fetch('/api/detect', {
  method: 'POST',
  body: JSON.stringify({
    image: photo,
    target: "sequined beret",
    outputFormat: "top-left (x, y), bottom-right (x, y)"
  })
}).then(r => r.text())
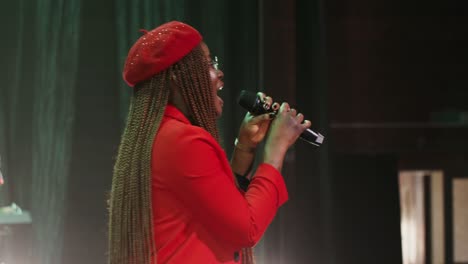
top-left (123, 21), bottom-right (202, 87)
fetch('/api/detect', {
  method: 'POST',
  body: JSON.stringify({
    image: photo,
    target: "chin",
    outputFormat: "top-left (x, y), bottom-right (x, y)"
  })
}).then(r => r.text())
top-left (215, 108), bottom-right (223, 118)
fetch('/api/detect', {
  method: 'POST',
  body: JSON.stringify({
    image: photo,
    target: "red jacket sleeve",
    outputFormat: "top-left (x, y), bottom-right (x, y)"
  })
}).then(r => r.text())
top-left (161, 130), bottom-right (288, 249)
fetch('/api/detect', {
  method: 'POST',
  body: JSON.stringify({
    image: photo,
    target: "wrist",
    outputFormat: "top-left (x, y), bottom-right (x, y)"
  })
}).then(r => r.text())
top-left (264, 138), bottom-right (288, 155)
top-left (234, 138), bottom-right (256, 153)
top-left (262, 142), bottom-right (288, 172)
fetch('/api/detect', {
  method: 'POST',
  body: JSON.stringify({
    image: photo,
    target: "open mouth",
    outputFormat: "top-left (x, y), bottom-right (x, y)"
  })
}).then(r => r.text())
top-left (216, 86), bottom-right (224, 106)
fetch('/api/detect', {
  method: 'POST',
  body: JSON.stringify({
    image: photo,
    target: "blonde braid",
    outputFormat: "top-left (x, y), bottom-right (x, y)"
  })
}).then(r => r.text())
top-left (108, 72), bottom-right (169, 264)
top-left (173, 46), bottom-right (220, 141)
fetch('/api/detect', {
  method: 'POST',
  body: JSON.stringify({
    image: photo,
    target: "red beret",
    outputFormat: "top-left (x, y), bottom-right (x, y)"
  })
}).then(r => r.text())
top-left (123, 21), bottom-right (202, 87)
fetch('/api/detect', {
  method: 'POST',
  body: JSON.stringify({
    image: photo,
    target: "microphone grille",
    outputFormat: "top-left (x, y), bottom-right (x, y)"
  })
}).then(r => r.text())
top-left (237, 90), bottom-right (258, 112)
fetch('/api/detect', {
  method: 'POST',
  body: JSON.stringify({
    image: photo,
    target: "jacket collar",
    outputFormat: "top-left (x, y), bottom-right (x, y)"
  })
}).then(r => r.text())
top-left (164, 104), bottom-right (191, 124)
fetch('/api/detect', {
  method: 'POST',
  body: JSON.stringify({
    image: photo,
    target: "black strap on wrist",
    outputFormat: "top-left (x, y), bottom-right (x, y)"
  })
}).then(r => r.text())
top-left (235, 173), bottom-right (251, 192)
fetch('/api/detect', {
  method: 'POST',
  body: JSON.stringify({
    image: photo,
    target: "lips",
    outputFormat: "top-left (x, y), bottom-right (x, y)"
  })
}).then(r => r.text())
top-left (217, 87), bottom-right (224, 106)
top-left (217, 95), bottom-right (224, 106)
top-left (216, 82), bottom-right (224, 108)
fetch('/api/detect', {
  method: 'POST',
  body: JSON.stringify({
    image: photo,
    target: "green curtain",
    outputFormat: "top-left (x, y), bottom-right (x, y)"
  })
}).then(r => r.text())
top-left (0, 0), bottom-right (81, 263)
top-left (0, 0), bottom-right (23, 206)
top-left (30, 0), bottom-right (81, 263)
top-left (0, 0), bottom-right (28, 222)
top-left (0, 0), bottom-right (30, 208)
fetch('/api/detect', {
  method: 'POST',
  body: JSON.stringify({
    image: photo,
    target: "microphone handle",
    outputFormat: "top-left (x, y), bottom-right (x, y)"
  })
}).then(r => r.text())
top-left (300, 128), bottom-right (324, 147)
top-left (237, 90), bottom-right (325, 147)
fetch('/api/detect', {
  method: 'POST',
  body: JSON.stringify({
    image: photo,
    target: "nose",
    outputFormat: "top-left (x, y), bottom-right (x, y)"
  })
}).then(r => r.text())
top-left (217, 69), bottom-right (224, 79)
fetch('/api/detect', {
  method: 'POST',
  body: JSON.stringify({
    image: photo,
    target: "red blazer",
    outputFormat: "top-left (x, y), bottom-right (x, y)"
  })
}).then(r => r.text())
top-left (151, 105), bottom-right (288, 263)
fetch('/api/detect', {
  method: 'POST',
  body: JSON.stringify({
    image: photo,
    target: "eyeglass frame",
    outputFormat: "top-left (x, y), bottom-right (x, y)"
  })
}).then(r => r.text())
top-left (209, 56), bottom-right (220, 72)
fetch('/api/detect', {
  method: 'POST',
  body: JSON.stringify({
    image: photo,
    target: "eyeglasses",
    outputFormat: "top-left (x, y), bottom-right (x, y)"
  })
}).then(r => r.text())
top-left (209, 56), bottom-right (220, 72)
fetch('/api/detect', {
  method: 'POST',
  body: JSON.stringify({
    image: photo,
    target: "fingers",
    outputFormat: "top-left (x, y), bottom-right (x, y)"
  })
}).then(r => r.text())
top-left (302, 120), bottom-right (312, 129)
top-left (249, 113), bottom-right (273, 124)
top-left (289, 108), bottom-right (297, 116)
top-left (296, 113), bottom-right (304, 123)
top-left (257, 92), bottom-right (266, 100)
top-left (279, 102), bottom-right (290, 113)
top-left (279, 103), bottom-right (298, 117)
top-left (277, 102), bottom-right (311, 128)
top-left (264, 96), bottom-right (273, 109)
top-left (258, 93), bottom-right (274, 111)
top-left (260, 99), bottom-right (311, 131)
top-left (271, 102), bottom-right (280, 111)
top-left (295, 113), bottom-right (311, 131)
top-left (293, 112), bottom-right (312, 131)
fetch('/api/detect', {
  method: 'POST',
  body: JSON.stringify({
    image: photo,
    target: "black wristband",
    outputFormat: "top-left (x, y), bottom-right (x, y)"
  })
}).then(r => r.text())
top-left (235, 173), bottom-right (251, 192)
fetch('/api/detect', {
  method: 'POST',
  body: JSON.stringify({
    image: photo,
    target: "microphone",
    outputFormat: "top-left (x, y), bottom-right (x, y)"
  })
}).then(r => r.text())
top-left (238, 90), bottom-right (325, 147)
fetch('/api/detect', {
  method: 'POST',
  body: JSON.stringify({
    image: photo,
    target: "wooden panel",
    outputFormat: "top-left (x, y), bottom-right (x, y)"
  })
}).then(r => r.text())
top-left (453, 178), bottom-right (468, 262)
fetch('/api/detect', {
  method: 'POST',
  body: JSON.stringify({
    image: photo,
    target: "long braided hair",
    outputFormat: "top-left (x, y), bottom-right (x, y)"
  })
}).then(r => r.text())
top-left (108, 44), bottom-right (255, 264)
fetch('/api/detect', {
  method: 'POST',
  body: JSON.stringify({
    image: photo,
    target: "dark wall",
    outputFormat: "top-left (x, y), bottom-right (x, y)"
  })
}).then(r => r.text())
top-left (332, 154), bottom-right (402, 264)
top-left (325, 1), bottom-right (468, 263)
top-left (327, 2), bottom-right (468, 124)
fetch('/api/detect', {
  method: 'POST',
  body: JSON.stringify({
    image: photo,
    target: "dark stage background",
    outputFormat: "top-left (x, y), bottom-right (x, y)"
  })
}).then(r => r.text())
top-left (1, 0), bottom-right (467, 263)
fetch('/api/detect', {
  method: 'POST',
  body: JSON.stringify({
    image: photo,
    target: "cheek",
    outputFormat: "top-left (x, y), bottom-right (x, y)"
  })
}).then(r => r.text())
top-left (209, 70), bottom-right (217, 81)
top-left (209, 70), bottom-right (218, 94)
